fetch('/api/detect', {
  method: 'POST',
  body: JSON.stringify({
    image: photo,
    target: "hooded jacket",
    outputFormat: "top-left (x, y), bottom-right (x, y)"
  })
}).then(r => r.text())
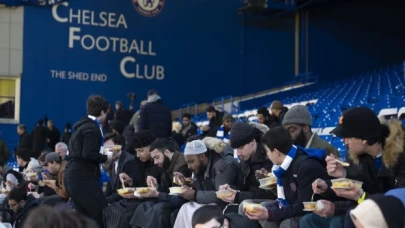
top-left (65, 117), bottom-right (107, 178)
top-left (13, 194), bottom-right (39, 228)
top-left (194, 137), bottom-right (239, 204)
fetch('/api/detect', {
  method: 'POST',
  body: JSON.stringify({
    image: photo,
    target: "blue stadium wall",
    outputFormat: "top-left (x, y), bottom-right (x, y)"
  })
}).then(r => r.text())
top-left (0, 0), bottom-right (295, 149)
top-left (1, 0), bottom-right (404, 151)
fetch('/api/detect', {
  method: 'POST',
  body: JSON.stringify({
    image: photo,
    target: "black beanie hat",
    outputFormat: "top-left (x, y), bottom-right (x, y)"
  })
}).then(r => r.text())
top-left (230, 122), bottom-right (256, 149)
top-left (376, 196), bottom-right (405, 228)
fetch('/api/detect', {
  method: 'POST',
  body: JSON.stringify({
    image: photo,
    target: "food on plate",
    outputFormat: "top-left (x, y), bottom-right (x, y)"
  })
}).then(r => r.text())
top-left (215, 190), bottom-right (234, 199)
top-left (26, 172), bottom-right (37, 178)
top-left (43, 180), bottom-right (56, 185)
top-left (303, 202), bottom-right (317, 210)
top-left (117, 188), bottom-right (135, 195)
top-left (136, 187), bottom-right (149, 193)
top-left (259, 176), bottom-right (277, 187)
top-left (331, 178), bottom-right (363, 189)
top-left (169, 187), bottom-right (187, 194)
top-left (243, 203), bottom-right (265, 213)
top-left (1, 188), bottom-right (9, 194)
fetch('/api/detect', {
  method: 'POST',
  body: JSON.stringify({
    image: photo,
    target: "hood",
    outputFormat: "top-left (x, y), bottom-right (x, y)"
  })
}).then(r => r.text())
top-left (350, 120), bottom-right (404, 168)
top-left (203, 137), bottom-right (234, 158)
top-left (73, 117), bottom-right (95, 131)
top-left (249, 122), bottom-right (270, 134)
top-left (124, 124), bottom-right (135, 133)
top-left (27, 158), bottom-right (42, 173)
top-left (147, 94), bottom-right (161, 103)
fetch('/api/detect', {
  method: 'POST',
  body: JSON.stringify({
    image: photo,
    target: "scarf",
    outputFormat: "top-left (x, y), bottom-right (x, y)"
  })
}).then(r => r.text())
top-left (272, 146), bottom-right (298, 208)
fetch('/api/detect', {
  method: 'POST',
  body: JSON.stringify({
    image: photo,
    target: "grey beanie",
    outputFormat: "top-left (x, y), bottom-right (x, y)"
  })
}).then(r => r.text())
top-left (223, 114), bottom-right (234, 122)
top-left (282, 105), bottom-right (312, 126)
top-left (230, 122), bottom-right (256, 149)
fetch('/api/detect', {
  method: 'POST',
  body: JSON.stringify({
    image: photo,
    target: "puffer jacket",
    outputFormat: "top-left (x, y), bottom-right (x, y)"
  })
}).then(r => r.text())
top-left (194, 137), bottom-right (239, 204)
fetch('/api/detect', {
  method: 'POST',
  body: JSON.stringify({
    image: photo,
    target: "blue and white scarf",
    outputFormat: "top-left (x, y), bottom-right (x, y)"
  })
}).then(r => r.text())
top-left (216, 125), bottom-right (230, 144)
top-left (272, 146), bottom-right (298, 208)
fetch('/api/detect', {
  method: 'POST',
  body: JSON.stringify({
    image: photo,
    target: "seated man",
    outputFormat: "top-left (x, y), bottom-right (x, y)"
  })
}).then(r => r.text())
top-left (282, 105), bottom-right (339, 157)
top-left (243, 126), bottom-right (329, 228)
top-left (129, 138), bottom-right (191, 228)
top-left (173, 138), bottom-right (239, 228)
top-left (41, 152), bottom-right (69, 206)
top-left (8, 187), bottom-right (39, 228)
top-left (103, 133), bottom-right (140, 203)
top-left (103, 131), bottom-right (162, 228)
top-left (218, 122), bottom-right (275, 207)
top-left (302, 107), bottom-right (405, 228)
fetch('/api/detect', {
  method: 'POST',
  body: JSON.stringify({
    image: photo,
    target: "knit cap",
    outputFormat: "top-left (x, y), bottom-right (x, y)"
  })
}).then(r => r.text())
top-left (282, 105), bottom-right (312, 126)
top-left (230, 122), bottom-right (256, 149)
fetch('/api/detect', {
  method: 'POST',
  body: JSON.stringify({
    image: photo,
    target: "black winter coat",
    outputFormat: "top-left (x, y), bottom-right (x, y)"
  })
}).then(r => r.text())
top-left (235, 144), bottom-right (275, 203)
top-left (138, 100), bottom-right (172, 138)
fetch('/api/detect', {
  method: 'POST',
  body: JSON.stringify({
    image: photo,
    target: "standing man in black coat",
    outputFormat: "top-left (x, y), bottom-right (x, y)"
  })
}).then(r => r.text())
top-left (138, 89), bottom-right (172, 138)
top-left (64, 95), bottom-right (113, 227)
top-left (17, 124), bottom-right (32, 151)
top-left (31, 119), bottom-right (47, 158)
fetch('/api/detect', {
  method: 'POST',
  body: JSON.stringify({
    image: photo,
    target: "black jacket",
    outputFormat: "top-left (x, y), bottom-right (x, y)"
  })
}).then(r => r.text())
top-left (194, 138), bottom-right (240, 204)
top-left (138, 100), bottom-right (172, 138)
top-left (66, 117), bottom-right (107, 178)
top-left (123, 125), bottom-right (135, 154)
top-left (206, 111), bottom-right (224, 137)
top-left (47, 127), bottom-right (60, 150)
top-left (60, 131), bottom-right (72, 145)
top-left (105, 151), bottom-right (141, 203)
top-left (13, 194), bottom-right (39, 228)
top-left (265, 149), bottom-right (329, 222)
top-left (235, 144), bottom-right (275, 203)
top-left (326, 120), bottom-right (405, 215)
top-left (31, 125), bottom-right (47, 157)
top-left (18, 132), bottom-right (32, 151)
top-left (181, 122), bottom-right (198, 140)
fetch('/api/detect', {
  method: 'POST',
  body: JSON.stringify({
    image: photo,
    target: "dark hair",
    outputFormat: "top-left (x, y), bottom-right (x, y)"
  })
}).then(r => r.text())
top-left (110, 120), bottom-right (126, 135)
top-left (65, 122), bottom-right (71, 130)
top-left (37, 119), bottom-right (44, 125)
top-left (150, 138), bottom-right (174, 153)
top-left (192, 205), bottom-right (224, 228)
top-left (206, 106), bottom-right (215, 113)
top-left (187, 135), bottom-right (202, 143)
top-left (366, 124), bottom-right (390, 148)
top-left (41, 148), bottom-right (52, 153)
top-left (38, 151), bottom-right (51, 163)
top-left (15, 148), bottom-right (30, 162)
top-left (8, 187), bottom-right (27, 202)
top-left (115, 100), bottom-right (123, 108)
top-left (86, 95), bottom-right (109, 117)
top-left (104, 133), bottom-right (124, 146)
top-left (261, 126), bottom-right (293, 154)
top-left (257, 107), bottom-right (270, 117)
top-left (24, 205), bottom-right (99, 228)
top-left (182, 113), bottom-right (191, 120)
top-left (132, 131), bottom-right (156, 149)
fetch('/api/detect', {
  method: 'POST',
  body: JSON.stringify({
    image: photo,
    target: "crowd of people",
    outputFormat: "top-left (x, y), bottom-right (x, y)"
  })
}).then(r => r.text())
top-left (0, 89), bottom-right (404, 228)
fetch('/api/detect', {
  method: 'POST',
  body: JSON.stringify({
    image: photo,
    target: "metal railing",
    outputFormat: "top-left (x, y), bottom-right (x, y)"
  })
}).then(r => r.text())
top-left (212, 95), bottom-right (235, 114)
top-left (179, 103), bottom-right (198, 120)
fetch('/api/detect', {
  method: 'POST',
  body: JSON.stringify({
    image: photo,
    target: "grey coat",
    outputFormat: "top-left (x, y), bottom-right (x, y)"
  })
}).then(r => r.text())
top-left (195, 137), bottom-right (239, 204)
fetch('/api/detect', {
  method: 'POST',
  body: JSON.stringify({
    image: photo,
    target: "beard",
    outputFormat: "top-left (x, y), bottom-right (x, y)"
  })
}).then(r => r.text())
top-left (293, 130), bottom-right (307, 147)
